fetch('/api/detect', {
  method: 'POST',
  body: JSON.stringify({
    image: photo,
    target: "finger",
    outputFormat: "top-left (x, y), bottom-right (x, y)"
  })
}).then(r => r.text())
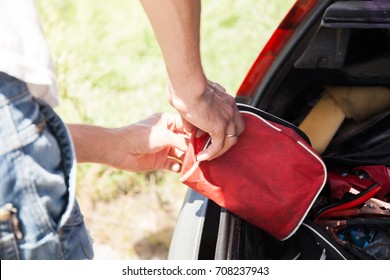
top-left (212, 134), bottom-right (238, 160)
top-left (225, 118), bottom-right (238, 138)
top-left (233, 107), bottom-right (245, 136)
top-left (163, 158), bottom-right (182, 173)
top-left (197, 116), bottom-right (241, 161)
top-left (163, 130), bottom-right (188, 152)
top-left (213, 120), bottom-right (239, 158)
top-left (196, 134), bottom-right (225, 161)
top-left (196, 107), bottom-right (235, 161)
top-left (181, 116), bottom-right (195, 135)
top-left (223, 100), bottom-right (245, 137)
top-left (164, 113), bottom-right (186, 133)
top-left (168, 147), bottom-right (186, 162)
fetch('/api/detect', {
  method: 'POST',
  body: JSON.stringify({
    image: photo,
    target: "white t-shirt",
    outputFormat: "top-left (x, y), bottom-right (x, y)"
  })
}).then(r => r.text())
top-left (0, 0), bottom-right (59, 107)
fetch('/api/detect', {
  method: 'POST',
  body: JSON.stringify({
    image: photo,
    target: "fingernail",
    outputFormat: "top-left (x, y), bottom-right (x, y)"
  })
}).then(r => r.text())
top-left (196, 153), bottom-right (208, 162)
top-left (172, 163), bottom-right (181, 172)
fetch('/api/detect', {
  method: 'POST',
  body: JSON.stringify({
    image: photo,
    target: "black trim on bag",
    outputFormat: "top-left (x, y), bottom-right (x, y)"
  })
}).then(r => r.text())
top-left (237, 103), bottom-right (311, 145)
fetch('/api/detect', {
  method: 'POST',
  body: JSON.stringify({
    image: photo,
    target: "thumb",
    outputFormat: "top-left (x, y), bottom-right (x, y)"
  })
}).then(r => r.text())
top-left (196, 133), bottom-right (225, 162)
top-left (164, 130), bottom-right (188, 152)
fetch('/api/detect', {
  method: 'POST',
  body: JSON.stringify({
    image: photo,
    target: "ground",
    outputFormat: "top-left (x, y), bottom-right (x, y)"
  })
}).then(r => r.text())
top-left (77, 170), bottom-right (187, 259)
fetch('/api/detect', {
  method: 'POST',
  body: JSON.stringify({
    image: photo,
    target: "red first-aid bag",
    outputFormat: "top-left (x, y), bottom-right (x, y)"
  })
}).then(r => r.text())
top-left (180, 104), bottom-right (327, 240)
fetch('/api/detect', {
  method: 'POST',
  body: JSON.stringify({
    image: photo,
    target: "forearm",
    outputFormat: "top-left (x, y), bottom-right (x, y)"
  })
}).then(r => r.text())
top-left (67, 114), bottom-right (187, 172)
top-left (67, 124), bottom-right (122, 164)
top-left (140, 0), bottom-right (207, 99)
top-left (140, 1), bottom-right (245, 161)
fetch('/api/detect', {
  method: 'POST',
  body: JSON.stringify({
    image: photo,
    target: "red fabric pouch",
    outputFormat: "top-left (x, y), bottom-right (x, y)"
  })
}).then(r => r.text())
top-left (180, 104), bottom-right (327, 240)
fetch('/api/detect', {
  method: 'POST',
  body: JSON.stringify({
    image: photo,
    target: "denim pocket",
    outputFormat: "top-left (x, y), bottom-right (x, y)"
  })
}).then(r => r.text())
top-left (1, 75), bottom-right (92, 259)
top-left (59, 202), bottom-right (94, 260)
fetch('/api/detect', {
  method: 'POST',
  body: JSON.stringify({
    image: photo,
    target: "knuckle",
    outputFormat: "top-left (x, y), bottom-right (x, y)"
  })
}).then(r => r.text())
top-left (238, 121), bottom-right (245, 134)
top-left (212, 139), bottom-right (225, 151)
top-left (224, 106), bottom-right (235, 119)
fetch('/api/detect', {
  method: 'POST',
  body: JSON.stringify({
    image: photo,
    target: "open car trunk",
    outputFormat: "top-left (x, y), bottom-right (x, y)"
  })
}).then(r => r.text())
top-left (168, 0), bottom-right (390, 260)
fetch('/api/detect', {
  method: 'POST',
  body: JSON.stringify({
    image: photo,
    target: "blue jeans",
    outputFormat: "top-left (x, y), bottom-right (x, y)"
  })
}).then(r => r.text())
top-left (0, 73), bottom-right (94, 259)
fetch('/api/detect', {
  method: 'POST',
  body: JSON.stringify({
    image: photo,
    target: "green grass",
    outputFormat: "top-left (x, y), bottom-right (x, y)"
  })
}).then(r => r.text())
top-left (37, 0), bottom-right (295, 123)
top-left (36, 0), bottom-right (294, 258)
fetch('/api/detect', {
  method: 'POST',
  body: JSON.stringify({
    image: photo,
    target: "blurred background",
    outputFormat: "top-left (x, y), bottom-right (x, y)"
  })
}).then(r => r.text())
top-left (36, 0), bottom-right (295, 259)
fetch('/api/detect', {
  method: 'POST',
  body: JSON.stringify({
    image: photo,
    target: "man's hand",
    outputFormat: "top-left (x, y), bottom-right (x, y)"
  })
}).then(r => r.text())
top-left (68, 113), bottom-right (188, 172)
top-left (140, 0), bottom-right (244, 161)
top-left (112, 113), bottom-right (187, 172)
top-left (169, 80), bottom-right (245, 161)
